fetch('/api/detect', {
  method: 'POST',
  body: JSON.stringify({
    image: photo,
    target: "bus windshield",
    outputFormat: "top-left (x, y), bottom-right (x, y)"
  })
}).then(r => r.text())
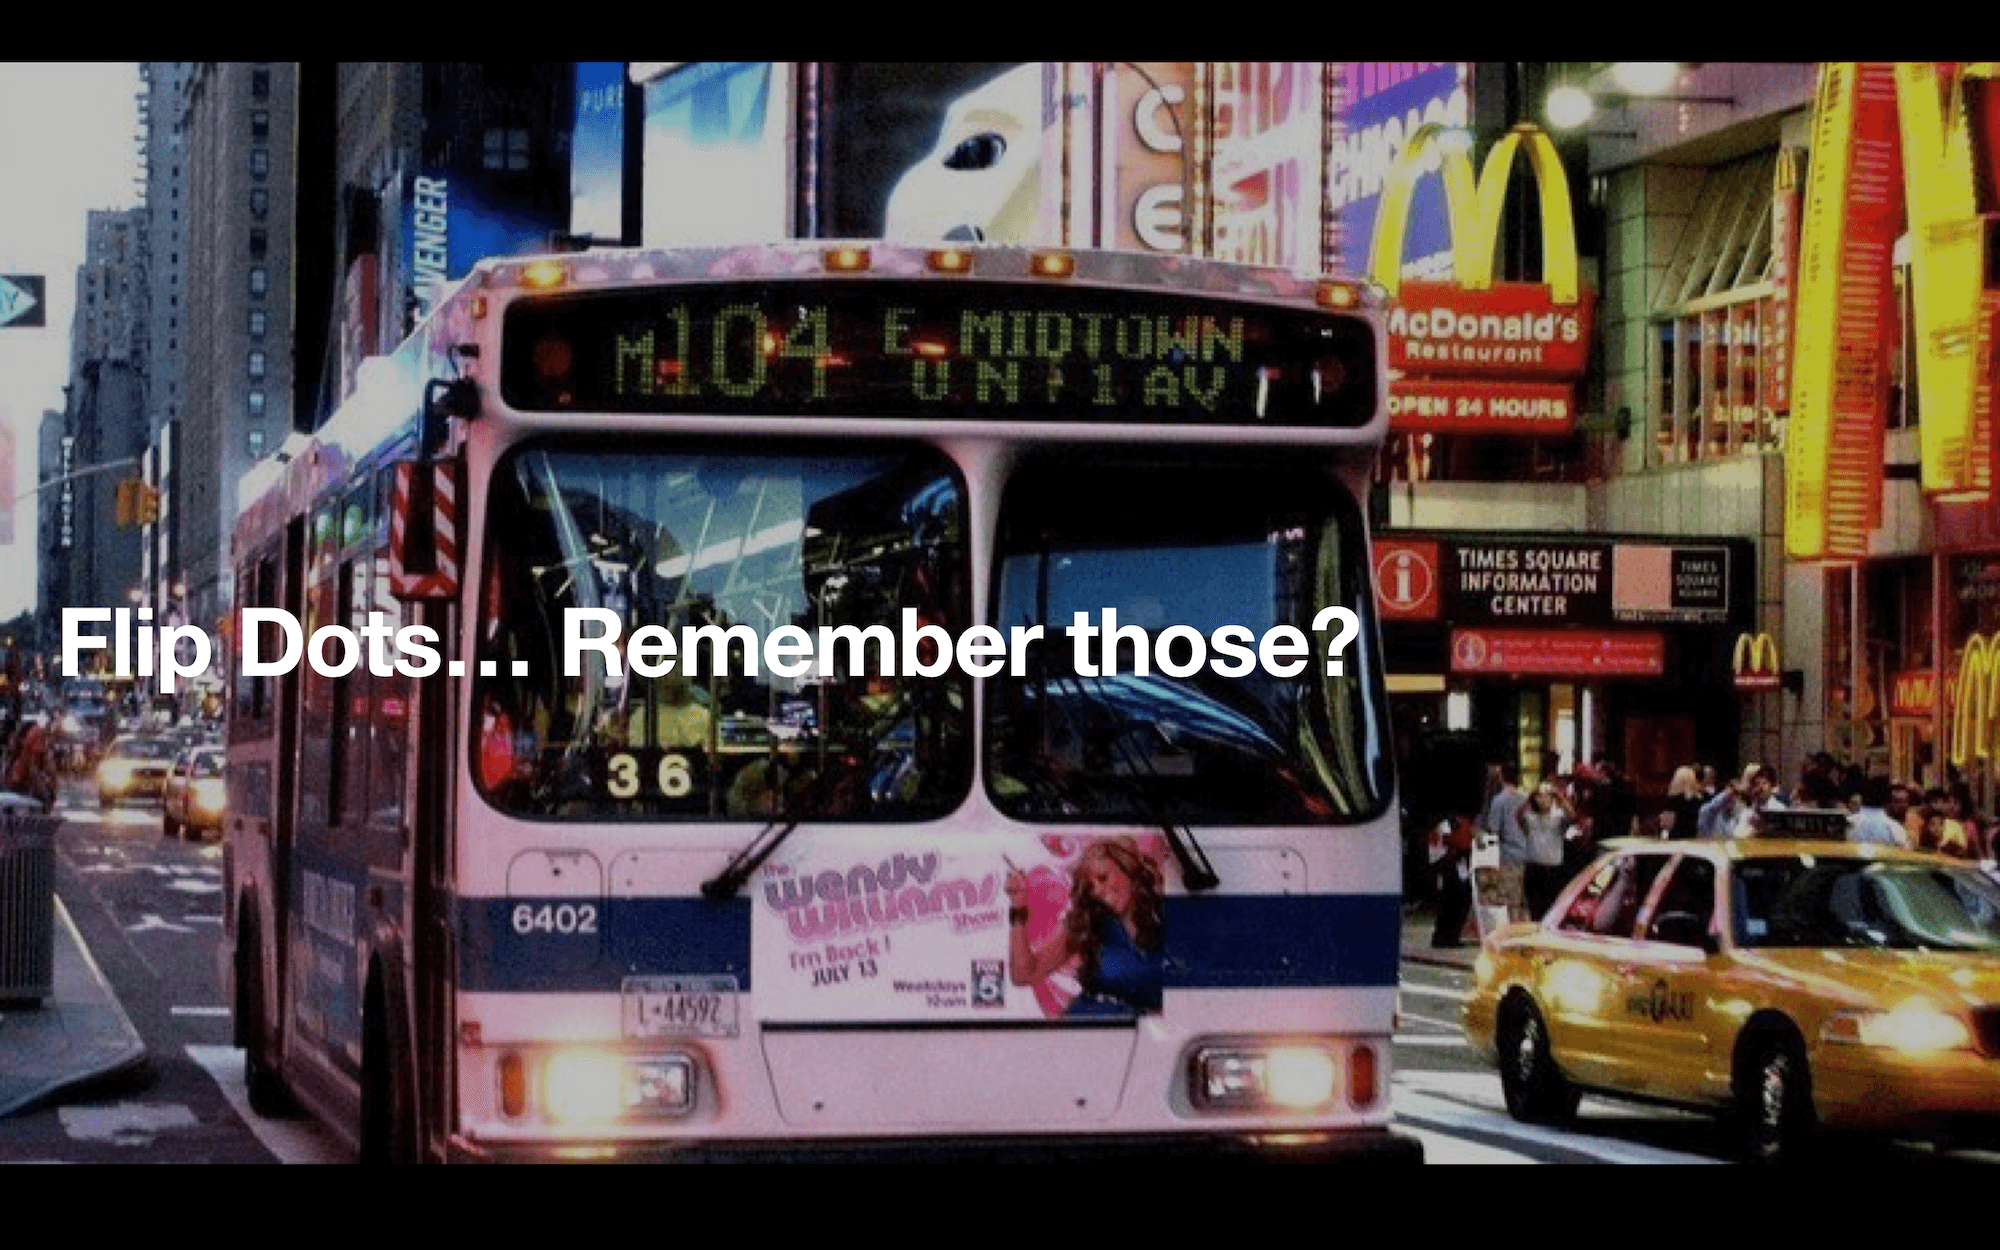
top-left (472, 442), bottom-right (972, 822)
top-left (986, 457), bottom-right (1392, 825)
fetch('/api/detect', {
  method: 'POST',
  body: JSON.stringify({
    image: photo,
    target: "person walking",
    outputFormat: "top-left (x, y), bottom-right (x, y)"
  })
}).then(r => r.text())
top-left (1481, 763), bottom-right (1529, 922)
top-left (1849, 777), bottom-right (1909, 848)
top-left (1700, 764), bottom-right (1785, 838)
top-left (3, 721), bottom-right (58, 813)
top-left (1661, 766), bottom-right (1705, 839)
top-left (1518, 783), bottom-right (1576, 920)
top-left (1430, 812), bottom-right (1476, 949)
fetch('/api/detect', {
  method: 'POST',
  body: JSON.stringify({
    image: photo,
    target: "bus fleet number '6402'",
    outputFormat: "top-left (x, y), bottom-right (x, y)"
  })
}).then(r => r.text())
top-left (512, 903), bottom-right (601, 937)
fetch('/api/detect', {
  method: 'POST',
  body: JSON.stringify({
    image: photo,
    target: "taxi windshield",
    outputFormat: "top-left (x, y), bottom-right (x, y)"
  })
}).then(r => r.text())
top-left (471, 442), bottom-right (971, 822)
top-left (1734, 858), bottom-right (2000, 953)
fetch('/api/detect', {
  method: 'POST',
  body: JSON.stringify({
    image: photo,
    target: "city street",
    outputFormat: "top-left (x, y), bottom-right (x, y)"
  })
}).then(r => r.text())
top-left (13, 777), bottom-right (1989, 1166)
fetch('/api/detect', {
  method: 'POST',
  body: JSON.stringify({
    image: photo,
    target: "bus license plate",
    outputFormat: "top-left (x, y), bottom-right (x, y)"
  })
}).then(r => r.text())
top-left (623, 977), bottom-right (740, 1040)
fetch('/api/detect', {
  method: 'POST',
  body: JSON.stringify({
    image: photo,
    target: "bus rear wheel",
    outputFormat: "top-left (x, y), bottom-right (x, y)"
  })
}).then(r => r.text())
top-left (237, 916), bottom-right (291, 1118)
top-left (360, 976), bottom-right (415, 1165)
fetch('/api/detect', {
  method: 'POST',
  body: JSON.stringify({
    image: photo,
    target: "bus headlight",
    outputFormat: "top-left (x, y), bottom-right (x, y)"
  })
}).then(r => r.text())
top-left (1192, 1044), bottom-right (1340, 1112)
top-left (536, 1050), bottom-right (695, 1123)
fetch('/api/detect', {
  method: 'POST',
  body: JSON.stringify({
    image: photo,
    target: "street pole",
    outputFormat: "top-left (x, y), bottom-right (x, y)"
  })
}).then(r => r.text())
top-left (13, 457), bottom-right (141, 501)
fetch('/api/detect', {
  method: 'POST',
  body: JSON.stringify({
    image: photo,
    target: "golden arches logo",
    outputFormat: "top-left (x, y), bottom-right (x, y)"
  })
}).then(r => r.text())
top-left (1733, 633), bottom-right (1782, 692)
top-left (1790, 62), bottom-right (2000, 565)
top-left (1951, 634), bottom-right (2000, 767)
top-left (1368, 123), bottom-right (1581, 307)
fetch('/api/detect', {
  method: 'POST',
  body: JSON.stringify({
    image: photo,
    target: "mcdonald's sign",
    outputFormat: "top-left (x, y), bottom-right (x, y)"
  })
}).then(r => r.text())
top-left (1788, 63), bottom-right (2000, 563)
top-left (1952, 634), bottom-right (2000, 767)
top-left (1370, 123), bottom-right (1595, 438)
top-left (1891, 669), bottom-right (1937, 719)
top-left (1733, 633), bottom-right (1783, 693)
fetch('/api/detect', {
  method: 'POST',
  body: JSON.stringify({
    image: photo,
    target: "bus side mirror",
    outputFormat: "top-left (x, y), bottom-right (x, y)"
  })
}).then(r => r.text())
top-left (388, 459), bottom-right (461, 603)
top-left (422, 378), bottom-right (479, 460)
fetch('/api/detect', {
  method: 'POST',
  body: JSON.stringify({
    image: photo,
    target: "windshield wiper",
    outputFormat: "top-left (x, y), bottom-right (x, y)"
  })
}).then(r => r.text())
top-left (1046, 666), bottom-right (1220, 893)
top-left (700, 697), bottom-right (911, 901)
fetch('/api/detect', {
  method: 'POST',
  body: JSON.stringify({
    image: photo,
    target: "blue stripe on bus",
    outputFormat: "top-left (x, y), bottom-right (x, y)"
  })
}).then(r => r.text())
top-left (457, 895), bottom-right (1401, 994)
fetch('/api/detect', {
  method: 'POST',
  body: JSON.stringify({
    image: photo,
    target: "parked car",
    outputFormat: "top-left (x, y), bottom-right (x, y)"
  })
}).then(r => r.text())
top-left (96, 735), bottom-right (178, 807)
top-left (1464, 837), bottom-right (2000, 1162)
top-left (162, 745), bottom-right (227, 840)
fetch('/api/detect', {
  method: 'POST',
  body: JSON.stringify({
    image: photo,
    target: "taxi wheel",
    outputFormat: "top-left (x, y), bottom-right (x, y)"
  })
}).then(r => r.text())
top-left (1500, 1001), bottom-right (1580, 1126)
top-left (1735, 1034), bottom-right (1814, 1164)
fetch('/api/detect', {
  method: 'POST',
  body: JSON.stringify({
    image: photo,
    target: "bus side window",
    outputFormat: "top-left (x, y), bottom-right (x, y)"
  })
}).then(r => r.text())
top-left (369, 471), bottom-right (408, 833)
top-left (328, 557), bottom-right (355, 827)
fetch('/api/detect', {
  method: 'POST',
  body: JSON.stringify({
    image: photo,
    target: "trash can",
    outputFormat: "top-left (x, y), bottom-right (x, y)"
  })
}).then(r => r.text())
top-left (0, 798), bottom-right (57, 1008)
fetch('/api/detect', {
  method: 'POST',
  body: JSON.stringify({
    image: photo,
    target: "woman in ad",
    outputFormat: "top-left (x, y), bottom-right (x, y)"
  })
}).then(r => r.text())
top-left (1006, 836), bottom-right (1166, 1017)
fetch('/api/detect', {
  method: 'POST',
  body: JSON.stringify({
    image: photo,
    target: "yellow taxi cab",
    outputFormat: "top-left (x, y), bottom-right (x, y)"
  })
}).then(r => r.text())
top-left (1463, 834), bottom-right (2000, 1161)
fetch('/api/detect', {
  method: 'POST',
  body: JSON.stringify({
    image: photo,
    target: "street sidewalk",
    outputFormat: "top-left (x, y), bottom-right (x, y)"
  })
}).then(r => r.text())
top-left (0, 895), bottom-right (148, 1119)
top-left (1401, 902), bottom-right (1479, 973)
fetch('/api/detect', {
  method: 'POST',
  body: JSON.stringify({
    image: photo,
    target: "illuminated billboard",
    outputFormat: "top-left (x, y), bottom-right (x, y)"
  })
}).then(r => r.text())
top-left (571, 61), bottom-right (628, 242)
top-left (820, 62), bottom-right (1046, 245)
top-left (1329, 63), bottom-right (1470, 279)
top-left (641, 61), bottom-right (791, 246)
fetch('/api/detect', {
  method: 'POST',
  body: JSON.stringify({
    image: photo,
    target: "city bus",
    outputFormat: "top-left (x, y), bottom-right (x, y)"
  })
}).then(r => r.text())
top-left (222, 241), bottom-right (1410, 1162)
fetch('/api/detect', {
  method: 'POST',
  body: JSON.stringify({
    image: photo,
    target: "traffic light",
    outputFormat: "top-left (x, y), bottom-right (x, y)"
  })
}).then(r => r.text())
top-left (115, 478), bottom-right (160, 528)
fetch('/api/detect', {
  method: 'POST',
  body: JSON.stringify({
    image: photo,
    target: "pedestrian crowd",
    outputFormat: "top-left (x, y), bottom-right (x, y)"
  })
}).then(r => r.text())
top-left (1424, 750), bottom-right (1997, 950)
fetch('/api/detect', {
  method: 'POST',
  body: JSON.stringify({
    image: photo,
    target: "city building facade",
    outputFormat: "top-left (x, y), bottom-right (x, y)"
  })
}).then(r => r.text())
top-left (179, 61), bottom-right (296, 634)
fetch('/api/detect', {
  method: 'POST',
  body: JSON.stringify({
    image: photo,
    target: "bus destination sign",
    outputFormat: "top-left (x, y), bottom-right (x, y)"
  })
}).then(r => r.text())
top-left (502, 281), bottom-right (1377, 428)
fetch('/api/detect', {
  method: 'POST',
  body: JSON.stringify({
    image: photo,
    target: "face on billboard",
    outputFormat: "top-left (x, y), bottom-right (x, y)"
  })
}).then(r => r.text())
top-left (883, 63), bottom-right (1044, 244)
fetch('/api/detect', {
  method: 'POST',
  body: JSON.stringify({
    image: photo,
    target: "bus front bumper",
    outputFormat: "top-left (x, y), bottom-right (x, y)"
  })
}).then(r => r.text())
top-left (445, 1126), bottom-right (1425, 1165)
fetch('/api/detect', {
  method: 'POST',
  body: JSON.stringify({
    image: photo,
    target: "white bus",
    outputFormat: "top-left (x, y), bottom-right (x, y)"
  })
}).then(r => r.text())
top-left (223, 242), bottom-right (1410, 1161)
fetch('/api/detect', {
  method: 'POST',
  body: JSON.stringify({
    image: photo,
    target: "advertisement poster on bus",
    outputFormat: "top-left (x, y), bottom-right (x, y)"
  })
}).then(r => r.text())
top-left (753, 834), bottom-right (1168, 1023)
top-left (819, 62), bottom-right (1046, 245)
top-left (1328, 62), bottom-right (1470, 278)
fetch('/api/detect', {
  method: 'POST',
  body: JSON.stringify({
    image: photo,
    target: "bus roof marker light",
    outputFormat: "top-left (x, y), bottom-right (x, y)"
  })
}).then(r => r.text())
top-left (824, 246), bottom-right (872, 273)
top-left (1317, 281), bottom-right (1361, 311)
top-left (1031, 252), bottom-right (1077, 279)
top-left (927, 248), bottom-right (974, 274)
top-left (521, 259), bottom-right (570, 291)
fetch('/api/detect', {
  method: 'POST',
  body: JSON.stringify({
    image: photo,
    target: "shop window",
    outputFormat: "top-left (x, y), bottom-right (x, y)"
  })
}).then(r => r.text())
top-left (1650, 151), bottom-right (1781, 467)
